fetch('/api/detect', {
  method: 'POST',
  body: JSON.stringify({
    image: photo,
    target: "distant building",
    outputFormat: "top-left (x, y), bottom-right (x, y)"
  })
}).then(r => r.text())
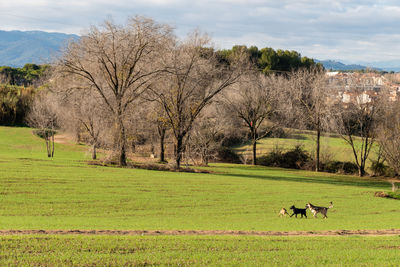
top-left (326, 72), bottom-right (395, 104)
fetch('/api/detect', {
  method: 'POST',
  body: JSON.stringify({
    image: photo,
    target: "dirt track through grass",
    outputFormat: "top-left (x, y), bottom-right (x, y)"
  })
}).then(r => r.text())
top-left (2, 229), bottom-right (400, 236)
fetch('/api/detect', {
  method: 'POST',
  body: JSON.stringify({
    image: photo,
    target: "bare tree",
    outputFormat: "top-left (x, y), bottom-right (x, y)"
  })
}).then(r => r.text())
top-left (57, 17), bottom-right (172, 166)
top-left (148, 32), bottom-right (245, 168)
top-left (145, 102), bottom-right (170, 163)
top-left (186, 107), bottom-right (223, 166)
top-left (377, 98), bottom-right (400, 175)
top-left (26, 92), bottom-right (58, 157)
top-left (222, 72), bottom-right (278, 165)
top-left (330, 82), bottom-right (382, 177)
top-left (286, 66), bottom-right (328, 171)
top-left (57, 85), bottom-right (111, 160)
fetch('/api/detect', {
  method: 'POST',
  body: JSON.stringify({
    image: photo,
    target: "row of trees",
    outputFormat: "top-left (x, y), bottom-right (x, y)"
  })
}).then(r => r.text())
top-left (24, 18), bottom-right (269, 167)
top-left (219, 45), bottom-right (318, 74)
top-left (0, 64), bottom-right (49, 86)
top-left (29, 18), bottom-right (250, 168)
top-left (0, 85), bottom-right (36, 125)
top-left (0, 64), bottom-right (49, 125)
top-left (25, 16), bottom-right (400, 177)
top-left (217, 68), bottom-right (393, 178)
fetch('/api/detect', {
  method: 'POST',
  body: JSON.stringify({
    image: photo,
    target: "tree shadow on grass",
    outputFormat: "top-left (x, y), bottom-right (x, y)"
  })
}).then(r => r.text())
top-left (215, 166), bottom-right (389, 190)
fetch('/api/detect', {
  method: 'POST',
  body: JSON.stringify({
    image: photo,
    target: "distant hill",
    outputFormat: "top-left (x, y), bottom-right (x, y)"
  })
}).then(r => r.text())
top-left (0, 30), bottom-right (79, 67)
top-left (315, 60), bottom-right (377, 71)
top-left (361, 60), bottom-right (400, 72)
top-left (1, 30), bottom-right (398, 72)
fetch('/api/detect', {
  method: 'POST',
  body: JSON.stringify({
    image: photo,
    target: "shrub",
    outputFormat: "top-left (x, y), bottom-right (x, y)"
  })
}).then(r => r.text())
top-left (323, 161), bottom-right (358, 174)
top-left (375, 191), bottom-right (400, 200)
top-left (220, 129), bottom-right (248, 147)
top-left (370, 160), bottom-right (391, 176)
top-left (257, 151), bottom-right (283, 167)
top-left (257, 145), bottom-right (310, 169)
top-left (281, 145), bottom-right (309, 169)
top-left (33, 129), bottom-right (57, 139)
top-left (216, 146), bottom-right (241, 164)
top-left (386, 191), bottom-right (400, 200)
top-left (265, 127), bottom-right (287, 138)
top-left (0, 85), bottom-right (35, 126)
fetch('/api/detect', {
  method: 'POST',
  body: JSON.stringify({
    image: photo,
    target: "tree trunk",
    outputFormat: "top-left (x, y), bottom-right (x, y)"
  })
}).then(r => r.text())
top-left (159, 128), bottom-right (166, 163)
top-left (252, 138), bottom-right (257, 165)
top-left (116, 117), bottom-right (127, 166)
top-left (175, 135), bottom-right (184, 169)
top-left (75, 125), bottom-right (82, 144)
top-left (51, 132), bottom-right (55, 158)
top-left (200, 147), bottom-right (208, 166)
top-left (359, 157), bottom-right (367, 177)
top-left (358, 166), bottom-right (365, 177)
top-left (119, 141), bottom-right (127, 166)
top-left (92, 143), bottom-right (97, 160)
top-left (316, 126), bottom-right (320, 172)
top-left (45, 137), bottom-right (51, 158)
top-left (204, 149), bottom-right (209, 166)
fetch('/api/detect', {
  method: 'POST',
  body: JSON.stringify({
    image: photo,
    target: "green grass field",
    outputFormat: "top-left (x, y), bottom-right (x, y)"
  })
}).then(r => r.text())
top-left (2, 235), bottom-right (400, 266)
top-left (0, 126), bottom-right (399, 265)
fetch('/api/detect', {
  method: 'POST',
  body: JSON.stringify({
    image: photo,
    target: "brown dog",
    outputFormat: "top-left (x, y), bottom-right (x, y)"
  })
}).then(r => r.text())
top-left (278, 207), bottom-right (289, 217)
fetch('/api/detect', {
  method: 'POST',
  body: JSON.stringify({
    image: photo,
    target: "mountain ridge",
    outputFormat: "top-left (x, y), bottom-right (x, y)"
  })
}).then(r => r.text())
top-left (0, 30), bottom-right (79, 67)
top-left (0, 30), bottom-right (399, 72)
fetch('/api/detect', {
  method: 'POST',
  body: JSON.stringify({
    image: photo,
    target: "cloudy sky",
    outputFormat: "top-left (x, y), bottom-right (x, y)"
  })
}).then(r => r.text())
top-left (1, 0), bottom-right (400, 64)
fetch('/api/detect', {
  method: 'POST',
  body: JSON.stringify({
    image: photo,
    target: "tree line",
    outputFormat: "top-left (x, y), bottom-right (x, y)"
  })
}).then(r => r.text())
top-left (0, 64), bottom-right (49, 125)
top-left (16, 16), bottom-right (400, 177)
top-left (218, 45), bottom-right (319, 74)
top-left (0, 64), bottom-right (49, 86)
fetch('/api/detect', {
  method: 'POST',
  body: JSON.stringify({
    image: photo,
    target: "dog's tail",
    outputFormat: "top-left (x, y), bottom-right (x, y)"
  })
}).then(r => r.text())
top-left (328, 201), bottom-right (333, 209)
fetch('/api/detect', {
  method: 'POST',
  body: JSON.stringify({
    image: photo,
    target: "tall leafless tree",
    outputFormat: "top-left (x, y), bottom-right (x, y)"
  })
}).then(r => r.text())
top-left (57, 17), bottom-right (172, 166)
top-left (186, 106), bottom-right (223, 166)
top-left (145, 101), bottom-right (170, 163)
top-left (222, 72), bottom-right (278, 165)
top-left (148, 32), bottom-right (246, 168)
top-left (286, 66), bottom-right (328, 171)
top-left (376, 94), bottom-right (400, 175)
top-left (330, 79), bottom-right (383, 177)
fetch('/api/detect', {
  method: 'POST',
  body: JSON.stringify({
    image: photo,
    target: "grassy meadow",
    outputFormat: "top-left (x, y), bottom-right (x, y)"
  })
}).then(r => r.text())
top-left (0, 126), bottom-right (399, 265)
top-left (2, 235), bottom-right (400, 266)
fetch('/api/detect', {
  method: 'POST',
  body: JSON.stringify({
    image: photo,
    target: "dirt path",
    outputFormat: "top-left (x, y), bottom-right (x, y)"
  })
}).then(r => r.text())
top-left (1, 229), bottom-right (400, 236)
top-left (53, 134), bottom-right (73, 144)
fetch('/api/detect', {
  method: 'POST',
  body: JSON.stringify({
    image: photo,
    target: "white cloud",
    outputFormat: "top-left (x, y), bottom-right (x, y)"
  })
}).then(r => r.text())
top-left (1, 0), bottom-right (400, 62)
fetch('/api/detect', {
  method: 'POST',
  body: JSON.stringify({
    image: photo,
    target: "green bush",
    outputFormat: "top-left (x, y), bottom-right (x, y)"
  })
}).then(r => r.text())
top-left (216, 147), bottom-right (241, 164)
top-left (264, 127), bottom-right (287, 138)
top-left (257, 145), bottom-right (310, 169)
top-left (386, 192), bottom-right (400, 200)
top-left (257, 150), bottom-right (283, 167)
top-left (323, 161), bottom-right (358, 174)
top-left (370, 160), bottom-right (392, 176)
top-left (0, 85), bottom-right (35, 125)
top-left (33, 129), bottom-right (56, 139)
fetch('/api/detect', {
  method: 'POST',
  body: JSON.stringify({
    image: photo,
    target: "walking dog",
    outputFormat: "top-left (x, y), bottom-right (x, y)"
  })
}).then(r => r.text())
top-left (278, 207), bottom-right (289, 217)
top-left (289, 205), bottom-right (307, 218)
top-left (306, 202), bottom-right (333, 218)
